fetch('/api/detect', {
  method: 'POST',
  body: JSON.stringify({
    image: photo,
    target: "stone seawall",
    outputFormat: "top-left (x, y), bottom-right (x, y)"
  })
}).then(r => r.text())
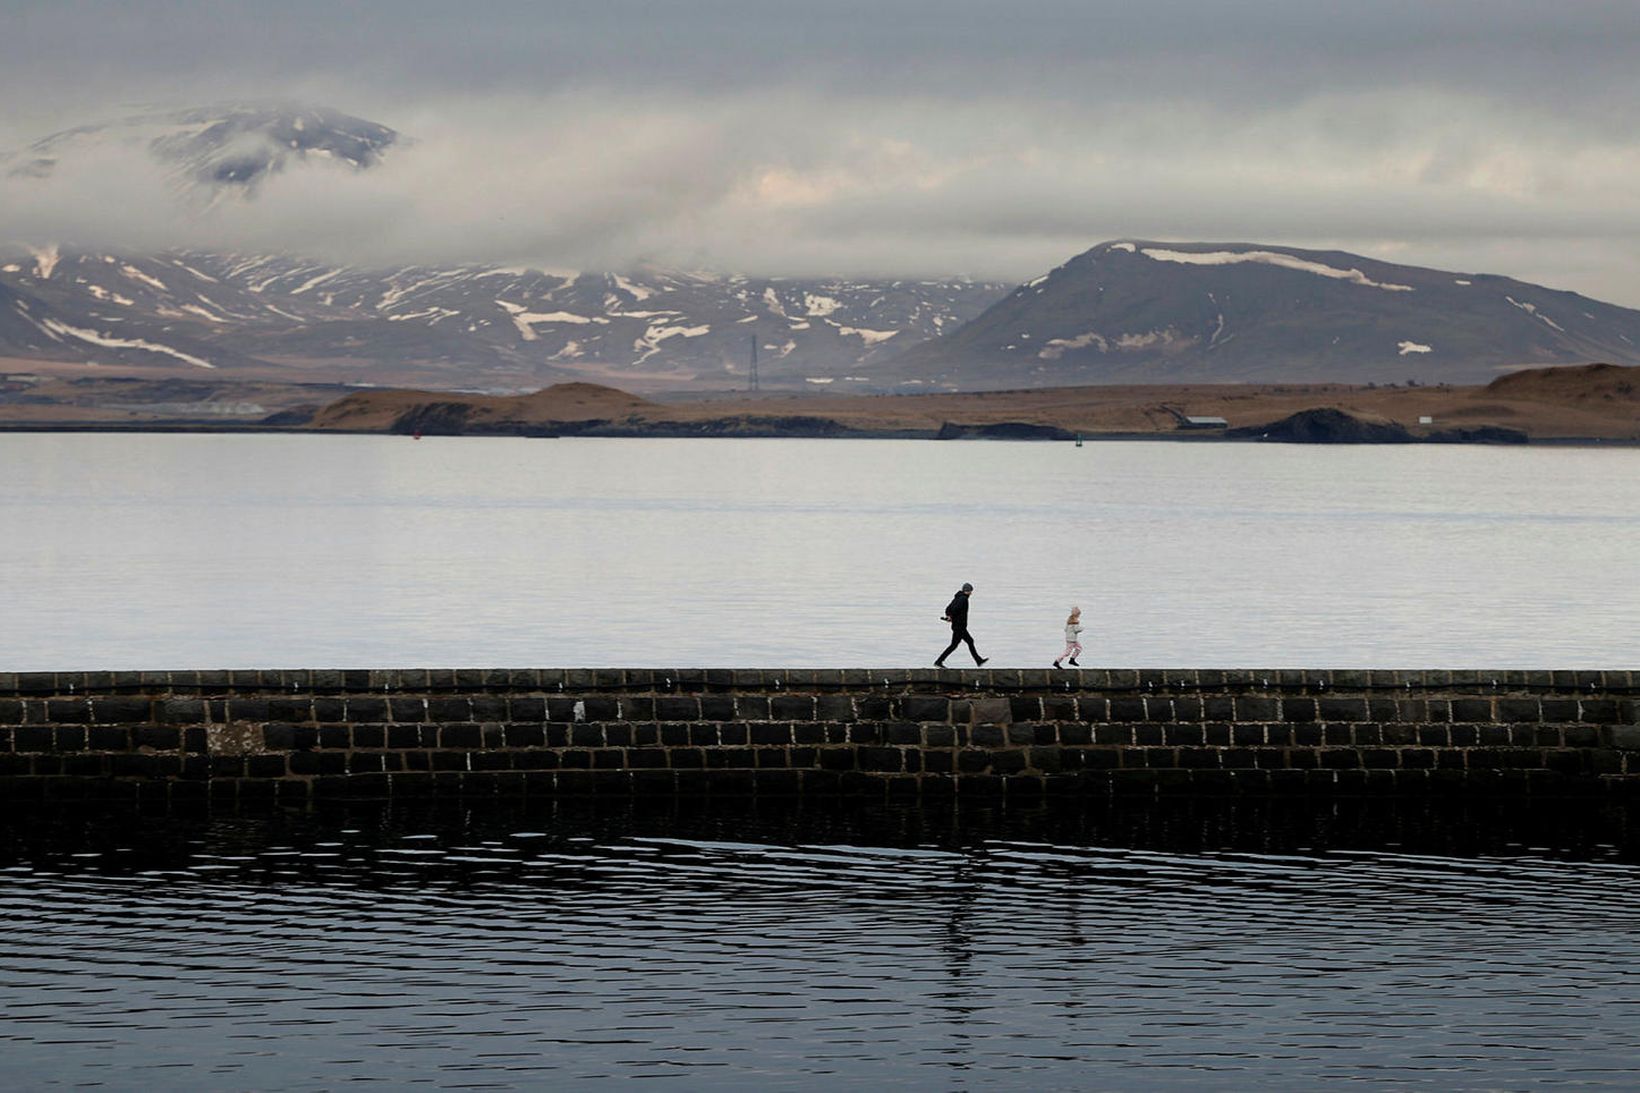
top-left (2, 669), bottom-right (1637, 805)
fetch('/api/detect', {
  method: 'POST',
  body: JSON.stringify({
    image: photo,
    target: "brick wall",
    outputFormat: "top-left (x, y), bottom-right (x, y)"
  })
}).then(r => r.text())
top-left (1, 668), bottom-right (1636, 805)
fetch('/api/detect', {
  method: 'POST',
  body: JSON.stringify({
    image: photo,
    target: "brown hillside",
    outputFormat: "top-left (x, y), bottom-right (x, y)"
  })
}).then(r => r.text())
top-left (310, 382), bottom-right (653, 431)
top-left (1486, 362), bottom-right (1640, 403)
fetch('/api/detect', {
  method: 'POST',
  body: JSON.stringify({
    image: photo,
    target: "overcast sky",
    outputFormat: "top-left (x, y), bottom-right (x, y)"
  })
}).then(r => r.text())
top-left (4, 0), bottom-right (1640, 303)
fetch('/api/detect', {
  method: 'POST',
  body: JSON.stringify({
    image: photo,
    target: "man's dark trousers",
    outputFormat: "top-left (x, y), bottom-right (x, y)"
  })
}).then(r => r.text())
top-left (937, 627), bottom-right (981, 666)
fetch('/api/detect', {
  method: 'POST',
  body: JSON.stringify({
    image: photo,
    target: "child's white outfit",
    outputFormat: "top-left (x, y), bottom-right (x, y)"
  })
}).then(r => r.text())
top-left (1055, 621), bottom-right (1083, 668)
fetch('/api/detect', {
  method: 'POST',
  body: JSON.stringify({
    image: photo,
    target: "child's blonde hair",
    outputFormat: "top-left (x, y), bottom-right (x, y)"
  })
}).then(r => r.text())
top-left (1066, 606), bottom-right (1081, 624)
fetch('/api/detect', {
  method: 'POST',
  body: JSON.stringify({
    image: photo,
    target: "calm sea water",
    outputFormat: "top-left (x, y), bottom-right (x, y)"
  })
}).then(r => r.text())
top-left (1, 432), bottom-right (1638, 669)
top-left (2, 798), bottom-right (1638, 1089)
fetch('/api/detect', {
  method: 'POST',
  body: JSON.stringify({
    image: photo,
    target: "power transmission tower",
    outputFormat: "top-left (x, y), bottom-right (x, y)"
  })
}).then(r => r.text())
top-left (749, 334), bottom-right (760, 392)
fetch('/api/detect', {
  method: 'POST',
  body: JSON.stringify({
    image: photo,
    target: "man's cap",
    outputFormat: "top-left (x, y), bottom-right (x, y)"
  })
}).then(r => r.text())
top-left (961, 582), bottom-right (973, 592)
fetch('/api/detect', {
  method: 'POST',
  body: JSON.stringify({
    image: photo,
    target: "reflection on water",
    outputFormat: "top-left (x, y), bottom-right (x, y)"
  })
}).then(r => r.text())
top-left (2, 797), bottom-right (1638, 1088)
top-left (2, 433), bottom-right (1639, 668)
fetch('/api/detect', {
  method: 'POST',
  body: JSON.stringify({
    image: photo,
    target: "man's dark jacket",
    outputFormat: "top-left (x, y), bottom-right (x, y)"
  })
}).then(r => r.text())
top-left (944, 591), bottom-right (970, 630)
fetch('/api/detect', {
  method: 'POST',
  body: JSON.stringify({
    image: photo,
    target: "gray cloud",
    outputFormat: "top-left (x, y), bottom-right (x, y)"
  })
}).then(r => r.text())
top-left (4, 1), bottom-right (1640, 304)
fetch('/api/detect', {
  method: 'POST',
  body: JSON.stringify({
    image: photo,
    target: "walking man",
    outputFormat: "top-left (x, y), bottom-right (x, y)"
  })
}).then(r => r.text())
top-left (935, 582), bottom-right (989, 668)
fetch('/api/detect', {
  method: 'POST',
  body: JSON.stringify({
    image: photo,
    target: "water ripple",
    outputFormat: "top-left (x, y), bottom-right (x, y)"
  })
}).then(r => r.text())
top-left (1, 802), bottom-right (1638, 1089)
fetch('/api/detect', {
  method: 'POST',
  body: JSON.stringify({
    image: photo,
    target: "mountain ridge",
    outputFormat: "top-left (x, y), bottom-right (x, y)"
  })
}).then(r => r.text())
top-left (884, 239), bottom-right (1640, 387)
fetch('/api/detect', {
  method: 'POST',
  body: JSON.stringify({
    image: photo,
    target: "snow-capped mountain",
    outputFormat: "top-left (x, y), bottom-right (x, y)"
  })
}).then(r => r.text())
top-left (886, 241), bottom-right (1640, 386)
top-left (0, 103), bottom-right (1006, 389)
top-left (0, 245), bottom-right (1009, 389)
top-left (3, 104), bottom-right (397, 196)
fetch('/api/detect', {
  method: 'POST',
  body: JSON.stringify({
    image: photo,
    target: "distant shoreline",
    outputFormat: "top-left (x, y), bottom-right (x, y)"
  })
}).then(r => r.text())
top-left (2, 420), bottom-right (1637, 446)
top-left (3, 363), bottom-right (1637, 445)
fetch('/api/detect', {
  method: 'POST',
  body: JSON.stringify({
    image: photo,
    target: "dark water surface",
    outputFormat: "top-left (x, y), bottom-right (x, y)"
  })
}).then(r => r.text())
top-left (2, 798), bottom-right (1638, 1089)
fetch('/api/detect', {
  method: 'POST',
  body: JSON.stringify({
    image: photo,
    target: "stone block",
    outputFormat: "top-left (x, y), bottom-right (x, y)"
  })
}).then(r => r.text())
top-left (1171, 697), bottom-right (1204, 722)
top-left (1582, 700), bottom-right (1622, 724)
top-left (1100, 697), bottom-right (1139, 722)
top-left (813, 695), bottom-right (854, 721)
top-left (1177, 747), bottom-right (1219, 769)
top-left (1611, 726), bottom-right (1640, 750)
top-left (656, 697), bottom-right (701, 721)
top-left (1316, 724), bottom-right (1349, 746)
top-left (1059, 724), bottom-right (1092, 746)
top-left (886, 723), bottom-right (921, 745)
top-left (972, 724), bottom-right (1006, 747)
top-left (505, 724), bottom-right (546, 748)
top-left (988, 749), bottom-right (1026, 774)
top-left (899, 696), bottom-right (949, 722)
top-left (266, 697), bottom-right (311, 722)
top-left (1317, 697), bottom-right (1368, 722)
top-left (1002, 724), bottom-right (1036, 746)
top-left (86, 726), bottom-right (129, 750)
top-left (36, 699), bottom-right (85, 728)
top-left (1368, 699), bottom-right (1401, 722)
top-left (91, 697), bottom-right (151, 724)
top-left (1164, 725), bottom-right (1205, 747)
top-left (970, 697), bottom-right (1011, 725)
top-left (1069, 696), bottom-right (1104, 722)
top-left (1282, 698), bottom-right (1317, 723)
top-left (855, 697), bottom-right (890, 720)
top-left (1008, 696), bottom-right (1043, 721)
top-left (1040, 696), bottom-right (1077, 721)
top-left (388, 697), bottom-right (428, 723)
top-left (698, 696), bottom-right (737, 721)
top-left (1319, 749), bottom-right (1361, 769)
top-left (135, 725), bottom-right (180, 750)
top-left (1234, 696), bottom-right (1279, 722)
top-left (750, 723), bottom-right (792, 746)
top-left (353, 724), bottom-right (387, 748)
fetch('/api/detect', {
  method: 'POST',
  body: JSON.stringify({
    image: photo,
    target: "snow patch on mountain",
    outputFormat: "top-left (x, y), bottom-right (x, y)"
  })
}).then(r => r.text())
top-left (832, 324), bottom-right (898, 345)
top-left (118, 264), bottom-right (168, 293)
top-left (169, 259), bottom-right (219, 283)
top-left (633, 322), bottom-right (710, 364)
top-left (1039, 331), bottom-right (1108, 359)
top-left (86, 284), bottom-right (134, 306)
top-left (612, 275), bottom-right (652, 301)
top-left (1506, 296), bottom-right (1565, 331)
top-left (29, 244), bottom-right (60, 280)
top-left (1139, 248), bottom-right (1415, 292)
top-left (496, 299), bottom-right (606, 340)
top-left (1114, 328), bottom-right (1189, 350)
top-left (289, 269), bottom-right (341, 295)
top-left (1398, 340), bottom-right (1432, 355)
top-left (39, 319), bottom-right (214, 369)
